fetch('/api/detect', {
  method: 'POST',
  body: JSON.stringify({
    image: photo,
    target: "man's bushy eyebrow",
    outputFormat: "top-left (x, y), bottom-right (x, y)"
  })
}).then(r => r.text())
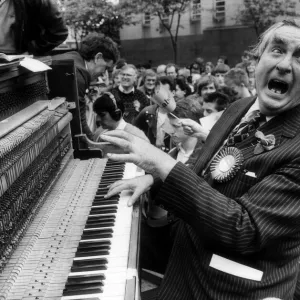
top-left (272, 35), bottom-right (288, 45)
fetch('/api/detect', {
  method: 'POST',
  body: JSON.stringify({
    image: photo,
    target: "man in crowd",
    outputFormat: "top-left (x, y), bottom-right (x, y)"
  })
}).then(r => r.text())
top-left (235, 50), bottom-right (251, 70)
top-left (134, 76), bottom-right (175, 148)
top-left (165, 63), bottom-right (178, 79)
top-left (111, 64), bottom-right (149, 124)
top-left (53, 33), bottom-right (120, 140)
top-left (202, 91), bottom-right (230, 117)
top-left (156, 64), bottom-right (166, 77)
top-left (138, 69), bottom-right (157, 103)
top-left (0, 0), bottom-right (68, 55)
top-left (190, 74), bottom-right (219, 105)
top-left (224, 67), bottom-right (252, 101)
top-left (101, 20), bottom-right (300, 299)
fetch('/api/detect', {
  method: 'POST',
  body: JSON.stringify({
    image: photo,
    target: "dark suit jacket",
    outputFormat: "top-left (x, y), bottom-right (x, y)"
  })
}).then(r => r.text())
top-left (155, 97), bottom-right (300, 300)
top-left (52, 51), bottom-right (93, 140)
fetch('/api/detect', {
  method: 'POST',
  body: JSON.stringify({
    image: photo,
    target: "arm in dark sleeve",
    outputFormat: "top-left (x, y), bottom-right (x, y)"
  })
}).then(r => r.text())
top-left (28, 0), bottom-right (68, 54)
top-left (156, 159), bottom-right (300, 255)
top-left (133, 108), bottom-right (149, 135)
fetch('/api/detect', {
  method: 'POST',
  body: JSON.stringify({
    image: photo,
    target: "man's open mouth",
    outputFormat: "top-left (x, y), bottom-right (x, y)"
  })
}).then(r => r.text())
top-left (268, 79), bottom-right (289, 94)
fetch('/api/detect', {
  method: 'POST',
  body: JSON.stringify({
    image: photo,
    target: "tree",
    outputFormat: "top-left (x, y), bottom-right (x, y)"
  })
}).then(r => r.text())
top-left (237, 0), bottom-right (298, 37)
top-left (121, 0), bottom-right (191, 63)
top-left (63, 0), bottom-right (133, 48)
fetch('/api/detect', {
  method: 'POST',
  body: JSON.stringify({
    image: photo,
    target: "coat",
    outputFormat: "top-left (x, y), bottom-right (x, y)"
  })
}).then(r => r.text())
top-left (12, 0), bottom-right (68, 55)
top-left (154, 97), bottom-right (300, 300)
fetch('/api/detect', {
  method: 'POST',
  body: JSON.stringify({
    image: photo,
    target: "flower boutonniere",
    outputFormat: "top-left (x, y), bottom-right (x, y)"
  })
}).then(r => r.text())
top-left (254, 131), bottom-right (276, 154)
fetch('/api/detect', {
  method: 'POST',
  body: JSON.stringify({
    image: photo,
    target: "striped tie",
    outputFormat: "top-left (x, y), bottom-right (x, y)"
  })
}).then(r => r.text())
top-left (226, 110), bottom-right (266, 146)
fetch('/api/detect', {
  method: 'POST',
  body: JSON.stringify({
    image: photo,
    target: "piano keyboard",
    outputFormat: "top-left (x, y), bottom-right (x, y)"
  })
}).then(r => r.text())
top-left (0, 158), bottom-right (142, 300)
top-left (61, 160), bottom-right (139, 300)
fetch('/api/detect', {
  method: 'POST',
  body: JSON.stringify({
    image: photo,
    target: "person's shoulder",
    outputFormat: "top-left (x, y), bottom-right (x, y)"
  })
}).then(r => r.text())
top-left (134, 88), bottom-right (148, 97)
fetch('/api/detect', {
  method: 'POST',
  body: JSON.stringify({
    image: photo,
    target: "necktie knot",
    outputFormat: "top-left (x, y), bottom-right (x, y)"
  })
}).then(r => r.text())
top-left (226, 110), bottom-right (265, 146)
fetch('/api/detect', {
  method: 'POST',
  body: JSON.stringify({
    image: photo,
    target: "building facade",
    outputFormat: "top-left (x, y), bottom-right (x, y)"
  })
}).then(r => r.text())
top-left (119, 0), bottom-right (298, 67)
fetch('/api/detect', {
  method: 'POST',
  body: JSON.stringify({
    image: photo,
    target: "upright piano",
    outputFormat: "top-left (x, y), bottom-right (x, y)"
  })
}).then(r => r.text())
top-left (0, 58), bottom-right (142, 299)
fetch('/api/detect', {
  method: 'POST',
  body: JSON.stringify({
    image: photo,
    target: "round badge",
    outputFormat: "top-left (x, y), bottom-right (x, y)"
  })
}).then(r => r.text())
top-left (210, 147), bottom-right (244, 183)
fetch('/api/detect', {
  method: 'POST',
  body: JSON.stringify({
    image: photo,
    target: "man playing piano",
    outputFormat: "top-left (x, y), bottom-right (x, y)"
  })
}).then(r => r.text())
top-left (100, 20), bottom-right (300, 299)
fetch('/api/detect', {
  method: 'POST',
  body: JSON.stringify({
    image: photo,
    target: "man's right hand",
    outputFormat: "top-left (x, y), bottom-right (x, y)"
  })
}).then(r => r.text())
top-left (100, 130), bottom-right (177, 181)
top-left (105, 174), bottom-right (154, 206)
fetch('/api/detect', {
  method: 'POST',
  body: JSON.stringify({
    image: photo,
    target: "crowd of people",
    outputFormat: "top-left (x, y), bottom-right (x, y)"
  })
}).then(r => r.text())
top-left (2, 3), bottom-right (300, 299)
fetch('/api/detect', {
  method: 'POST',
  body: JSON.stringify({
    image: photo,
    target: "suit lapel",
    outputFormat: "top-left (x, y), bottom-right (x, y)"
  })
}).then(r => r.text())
top-left (193, 97), bottom-right (256, 175)
top-left (238, 104), bottom-right (300, 160)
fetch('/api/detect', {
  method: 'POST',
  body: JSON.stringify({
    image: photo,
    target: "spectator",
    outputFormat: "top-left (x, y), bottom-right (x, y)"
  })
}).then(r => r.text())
top-left (0, 0), bottom-right (68, 55)
top-left (140, 100), bottom-right (203, 274)
top-left (197, 74), bottom-right (219, 104)
top-left (202, 91), bottom-right (230, 117)
top-left (138, 69), bottom-right (157, 103)
top-left (111, 69), bottom-right (122, 88)
top-left (235, 50), bottom-right (251, 70)
top-left (203, 61), bottom-right (214, 76)
top-left (93, 92), bottom-right (149, 142)
top-left (134, 76), bottom-right (175, 148)
top-left (165, 63), bottom-right (178, 79)
top-left (246, 59), bottom-right (257, 96)
top-left (213, 63), bottom-right (230, 86)
top-left (224, 67), bottom-right (252, 101)
top-left (217, 55), bottom-right (229, 66)
top-left (190, 62), bottom-right (201, 75)
top-left (156, 64), bottom-right (167, 77)
top-left (174, 77), bottom-right (192, 102)
top-left (111, 64), bottom-right (149, 124)
top-left (52, 33), bottom-right (119, 141)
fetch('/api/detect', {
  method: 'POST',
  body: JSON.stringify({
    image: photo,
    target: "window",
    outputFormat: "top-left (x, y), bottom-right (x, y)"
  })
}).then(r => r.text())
top-left (190, 0), bottom-right (201, 22)
top-left (160, 13), bottom-right (170, 26)
top-left (143, 12), bottom-right (151, 27)
top-left (213, 0), bottom-right (225, 22)
top-left (286, 1), bottom-right (296, 16)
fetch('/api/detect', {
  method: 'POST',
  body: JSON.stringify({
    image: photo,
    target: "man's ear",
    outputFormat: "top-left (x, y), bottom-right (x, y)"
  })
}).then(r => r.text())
top-left (94, 52), bottom-right (103, 62)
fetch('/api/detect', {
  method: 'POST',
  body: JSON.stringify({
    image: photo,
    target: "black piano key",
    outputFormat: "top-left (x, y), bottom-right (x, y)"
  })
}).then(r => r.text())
top-left (92, 200), bottom-right (119, 206)
top-left (63, 287), bottom-right (103, 296)
top-left (78, 242), bottom-right (111, 251)
top-left (85, 217), bottom-right (116, 224)
top-left (81, 229), bottom-right (113, 240)
top-left (78, 240), bottom-right (111, 249)
top-left (94, 194), bottom-right (119, 199)
top-left (77, 241), bottom-right (110, 252)
top-left (85, 221), bottom-right (115, 229)
top-left (101, 172), bottom-right (124, 177)
top-left (72, 257), bottom-right (107, 267)
top-left (89, 208), bottom-right (117, 215)
top-left (65, 281), bottom-right (104, 289)
top-left (67, 274), bottom-right (106, 285)
top-left (86, 216), bottom-right (116, 223)
top-left (71, 260), bottom-right (108, 272)
top-left (75, 249), bottom-right (110, 257)
top-left (82, 228), bottom-right (113, 238)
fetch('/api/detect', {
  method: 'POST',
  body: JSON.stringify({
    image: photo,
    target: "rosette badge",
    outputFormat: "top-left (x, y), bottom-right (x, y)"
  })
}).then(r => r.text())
top-left (210, 147), bottom-right (244, 183)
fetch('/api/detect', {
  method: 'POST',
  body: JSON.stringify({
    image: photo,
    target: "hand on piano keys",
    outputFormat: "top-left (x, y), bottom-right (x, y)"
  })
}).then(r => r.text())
top-left (105, 174), bottom-right (154, 206)
top-left (100, 130), bottom-right (177, 181)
